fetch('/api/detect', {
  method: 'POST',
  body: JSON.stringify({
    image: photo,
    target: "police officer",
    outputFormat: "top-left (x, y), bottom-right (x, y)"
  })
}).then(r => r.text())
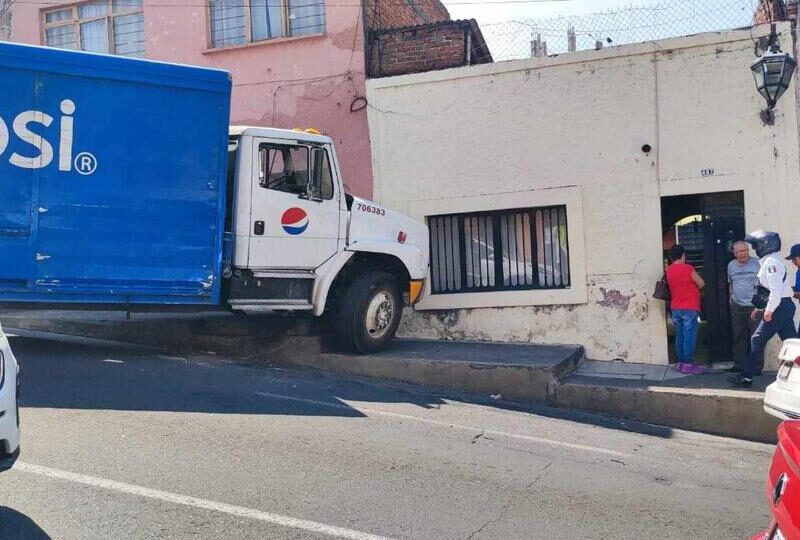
top-left (786, 243), bottom-right (800, 302)
top-left (729, 230), bottom-right (798, 387)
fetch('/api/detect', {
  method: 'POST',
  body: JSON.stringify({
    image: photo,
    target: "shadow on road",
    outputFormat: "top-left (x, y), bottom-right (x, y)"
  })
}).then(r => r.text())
top-left (10, 335), bottom-right (674, 439)
top-left (10, 336), bottom-right (447, 418)
top-left (0, 507), bottom-right (52, 539)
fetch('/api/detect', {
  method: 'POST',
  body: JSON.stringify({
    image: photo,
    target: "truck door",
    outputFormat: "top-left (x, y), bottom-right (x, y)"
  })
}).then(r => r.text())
top-left (247, 139), bottom-right (339, 270)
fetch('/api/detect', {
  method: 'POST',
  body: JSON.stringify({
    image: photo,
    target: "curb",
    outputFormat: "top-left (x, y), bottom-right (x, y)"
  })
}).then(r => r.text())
top-left (555, 377), bottom-right (780, 443)
top-left (285, 345), bottom-right (585, 404)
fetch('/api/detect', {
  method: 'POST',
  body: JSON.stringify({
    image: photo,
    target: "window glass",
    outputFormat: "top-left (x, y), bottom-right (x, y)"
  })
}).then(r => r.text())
top-left (210, 0), bottom-right (247, 47)
top-left (534, 207), bottom-right (570, 288)
top-left (288, 0), bottom-right (325, 36)
top-left (45, 9), bottom-right (72, 23)
top-left (210, 0), bottom-right (325, 48)
top-left (429, 206), bottom-right (570, 294)
top-left (114, 13), bottom-right (145, 57)
top-left (259, 145), bottom-right (309, 196)
top-left (112, 0), bottom-right (142, 13)
top-left (431, 216), bottom-right (467, 293)
top-left (499, 212), bottom-right (533, 287)
top-left (251, 0), bottom-right (285, 41)
top-left (311, 148), bottom-right (334, 200)
top-left (45, 25), bottom-right (77, 49)
top-left (44, 0), bottom-right (144, 57)
top-left (79, 1), bottom-right (108, 18)
top-left (80, 19), bottom-right (109, 53)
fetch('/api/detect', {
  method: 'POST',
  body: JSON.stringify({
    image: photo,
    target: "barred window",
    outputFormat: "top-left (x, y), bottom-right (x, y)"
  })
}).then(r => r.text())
top-left (209, 0), bottom-right (325, 49)
top-left (43, 0), bottom-right (145, 58)
top-left (428, 206), bottom-right (570, 294)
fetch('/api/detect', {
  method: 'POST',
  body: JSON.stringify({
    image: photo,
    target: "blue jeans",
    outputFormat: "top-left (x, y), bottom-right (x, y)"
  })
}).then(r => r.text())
top-left (742, 297), bottom-right (797, 378)
top-left (672, 309), bottom-right (699, 364)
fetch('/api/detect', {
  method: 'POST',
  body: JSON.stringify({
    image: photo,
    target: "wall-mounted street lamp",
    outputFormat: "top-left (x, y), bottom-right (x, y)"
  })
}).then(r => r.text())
top-left (751, 23), bottom-right (797, 121)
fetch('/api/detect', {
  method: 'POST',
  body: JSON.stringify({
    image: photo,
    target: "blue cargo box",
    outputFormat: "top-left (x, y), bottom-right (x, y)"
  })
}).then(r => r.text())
top-left (0, 43), bottom-right (231, 306)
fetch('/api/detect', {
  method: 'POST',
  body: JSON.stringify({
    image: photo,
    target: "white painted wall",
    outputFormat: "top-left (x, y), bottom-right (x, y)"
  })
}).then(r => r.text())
top-left (367, 23), bottom-right (800, 365)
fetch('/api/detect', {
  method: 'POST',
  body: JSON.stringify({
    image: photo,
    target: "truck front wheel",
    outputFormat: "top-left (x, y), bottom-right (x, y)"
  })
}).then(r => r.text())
top-left (338, 271), bottom-right (402, 353)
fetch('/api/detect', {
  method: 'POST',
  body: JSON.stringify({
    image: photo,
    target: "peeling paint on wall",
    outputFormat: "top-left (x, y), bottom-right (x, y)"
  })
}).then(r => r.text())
top-left (596, 288), bottom-right (633, 312)
top-left (399, 281), bottom-right (651, 361)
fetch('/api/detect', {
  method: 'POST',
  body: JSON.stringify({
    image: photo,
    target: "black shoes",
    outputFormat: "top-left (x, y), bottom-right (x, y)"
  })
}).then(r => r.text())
top-left (727, 374), bottom-right (753, 387)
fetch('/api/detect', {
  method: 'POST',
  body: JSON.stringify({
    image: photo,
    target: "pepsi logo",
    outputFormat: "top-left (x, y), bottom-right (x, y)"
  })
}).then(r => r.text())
top-left (281, 207), bottom-right (309, 235)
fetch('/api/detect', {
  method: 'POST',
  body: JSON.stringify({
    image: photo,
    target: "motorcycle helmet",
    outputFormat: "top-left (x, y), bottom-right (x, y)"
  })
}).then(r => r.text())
top-left (745, 230), bottom-right (782, 258)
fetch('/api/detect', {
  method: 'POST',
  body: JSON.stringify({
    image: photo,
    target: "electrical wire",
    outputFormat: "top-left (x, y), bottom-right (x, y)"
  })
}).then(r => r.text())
top-left (268, 6), bottom-right (361, 123)
top-left (13, 0), bottom-right (571, 5)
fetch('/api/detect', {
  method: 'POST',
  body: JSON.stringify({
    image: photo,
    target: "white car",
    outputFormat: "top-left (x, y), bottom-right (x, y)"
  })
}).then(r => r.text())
top-left (0, 321), bottom-right (19, 470)
top-left (765, 338), bottom-right (800, 420)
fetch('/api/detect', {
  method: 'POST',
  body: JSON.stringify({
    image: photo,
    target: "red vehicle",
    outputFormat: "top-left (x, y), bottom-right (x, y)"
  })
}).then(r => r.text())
top-left (753, 421), bottom-right (800, 540)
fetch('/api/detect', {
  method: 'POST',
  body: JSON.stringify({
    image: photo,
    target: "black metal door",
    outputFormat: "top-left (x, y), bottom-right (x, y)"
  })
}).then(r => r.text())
top-left (701, 192), bottom-right (745, 361)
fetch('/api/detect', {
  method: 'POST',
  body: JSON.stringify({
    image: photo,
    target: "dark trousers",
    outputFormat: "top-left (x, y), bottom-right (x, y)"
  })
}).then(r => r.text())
top-left (742, 297), bottom-right (798, 378)
top-left (730, 301), bottom-right (759, 370)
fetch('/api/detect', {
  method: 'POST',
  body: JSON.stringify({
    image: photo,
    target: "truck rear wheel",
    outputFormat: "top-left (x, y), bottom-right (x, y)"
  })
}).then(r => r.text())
top-left (338, 271), bottom-right (402, 353)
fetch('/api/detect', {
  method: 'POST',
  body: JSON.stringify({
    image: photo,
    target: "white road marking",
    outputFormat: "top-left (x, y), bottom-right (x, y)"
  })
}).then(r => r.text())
top-left (15, 462), bottom-right (394, 540)
top-left (255, 391), bottom-right (629, 458)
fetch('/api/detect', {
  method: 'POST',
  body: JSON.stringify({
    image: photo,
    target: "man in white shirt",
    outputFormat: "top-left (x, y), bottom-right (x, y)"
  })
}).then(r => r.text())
top-left (729, 231), bottom-right (798, 387)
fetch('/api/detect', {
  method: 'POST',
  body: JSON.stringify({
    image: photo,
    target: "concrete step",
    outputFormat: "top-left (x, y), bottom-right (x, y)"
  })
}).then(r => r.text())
top-left (289, 339), bottom-right (586, 403)
top-left (555, 373), bottom-right (780, 443)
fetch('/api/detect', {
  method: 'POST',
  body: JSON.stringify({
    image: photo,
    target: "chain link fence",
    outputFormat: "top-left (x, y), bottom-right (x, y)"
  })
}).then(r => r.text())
top-left (481, 0), bottom-right (762, 61)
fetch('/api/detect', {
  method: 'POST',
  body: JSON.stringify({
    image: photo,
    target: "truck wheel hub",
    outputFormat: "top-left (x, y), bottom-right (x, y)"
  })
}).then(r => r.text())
top-left (366, 292), bottom-right (394, 338)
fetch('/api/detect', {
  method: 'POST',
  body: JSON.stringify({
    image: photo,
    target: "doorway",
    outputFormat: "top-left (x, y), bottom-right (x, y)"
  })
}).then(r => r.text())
top-left (660, 191), bottom-right (745, 364)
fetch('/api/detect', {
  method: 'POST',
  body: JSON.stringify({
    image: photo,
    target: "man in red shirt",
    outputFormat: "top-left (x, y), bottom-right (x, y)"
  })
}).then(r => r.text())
top-left (666, 245), bottom-right (706, 374)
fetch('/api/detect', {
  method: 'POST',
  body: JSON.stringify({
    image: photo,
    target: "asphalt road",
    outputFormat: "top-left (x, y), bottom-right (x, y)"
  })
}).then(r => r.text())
top-left (0, 335), bottom-right (776, 539)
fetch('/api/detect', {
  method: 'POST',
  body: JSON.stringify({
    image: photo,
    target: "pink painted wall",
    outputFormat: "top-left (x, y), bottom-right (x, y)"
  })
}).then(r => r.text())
top-left (10, 0), bottom-right (374, 197)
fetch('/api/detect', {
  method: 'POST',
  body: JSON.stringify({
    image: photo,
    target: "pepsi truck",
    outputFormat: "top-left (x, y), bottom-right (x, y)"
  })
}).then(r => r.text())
top-left (0, 42), bottom-right (429, 353)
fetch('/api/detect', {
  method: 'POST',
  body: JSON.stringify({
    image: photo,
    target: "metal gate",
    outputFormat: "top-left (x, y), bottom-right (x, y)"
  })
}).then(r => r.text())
top-left (701, 192), bottom-right (745, 362)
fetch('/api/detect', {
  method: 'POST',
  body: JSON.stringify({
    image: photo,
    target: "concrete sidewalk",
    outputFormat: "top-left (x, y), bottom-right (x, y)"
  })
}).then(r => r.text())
top-left (0, 312), bottom-right (781, 443)
top-left (558, 360), bottom-right (779, 443)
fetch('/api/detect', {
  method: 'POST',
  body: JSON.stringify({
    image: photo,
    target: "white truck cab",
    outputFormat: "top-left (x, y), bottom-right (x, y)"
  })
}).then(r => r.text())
top-left (0, 322), bottom-right (20, 471)
top-left (225, 127), bottom-right (428, 352)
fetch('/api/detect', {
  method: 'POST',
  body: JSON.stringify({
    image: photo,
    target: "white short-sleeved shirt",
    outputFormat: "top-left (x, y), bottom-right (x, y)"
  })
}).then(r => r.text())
top-left (758, 253), bottom-right (793, 312)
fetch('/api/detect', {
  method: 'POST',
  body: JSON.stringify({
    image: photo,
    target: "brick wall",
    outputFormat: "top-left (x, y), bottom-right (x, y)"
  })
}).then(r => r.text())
top-left (368, 20), bottom-right (492, 78)
top-left (370, 24), bottom-right (466, 77)
top-left (364, 0), bottom-right (451, 32)
top-left (754, 0), bottom-right (788, 23)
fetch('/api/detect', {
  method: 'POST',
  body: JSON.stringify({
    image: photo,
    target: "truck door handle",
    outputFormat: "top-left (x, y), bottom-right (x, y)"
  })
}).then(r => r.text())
top-left (254, 221), bottom-right (264, 235)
